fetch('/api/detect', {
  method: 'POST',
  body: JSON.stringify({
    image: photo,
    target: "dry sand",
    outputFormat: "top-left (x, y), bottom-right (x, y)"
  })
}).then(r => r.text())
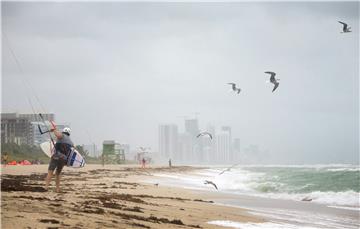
top-left (1, 164), bottom-right (264, 229)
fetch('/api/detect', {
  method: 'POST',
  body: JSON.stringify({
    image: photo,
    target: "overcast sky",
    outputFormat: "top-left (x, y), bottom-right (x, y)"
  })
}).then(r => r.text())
top-left (2, 2), bottom-right (359, 163)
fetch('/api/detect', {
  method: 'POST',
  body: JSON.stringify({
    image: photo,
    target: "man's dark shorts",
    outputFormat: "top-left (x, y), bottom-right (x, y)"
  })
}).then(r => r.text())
top-left (48, 158), bottom-right (66, 175)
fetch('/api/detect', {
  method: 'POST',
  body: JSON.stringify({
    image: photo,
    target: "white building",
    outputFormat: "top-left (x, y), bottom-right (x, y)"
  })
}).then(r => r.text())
top-left (19, 113), bottom-right (55, 122)
top-left (158, 124), bottom-right (178, 161)
top-left (233, 138), bottom-right (241, 162)
top-left (177, 132), bottom-right (192, 163)
top-left (221, 126), bottom-right (233, 161)
top-left (216, 131), bottom-right (231, 163)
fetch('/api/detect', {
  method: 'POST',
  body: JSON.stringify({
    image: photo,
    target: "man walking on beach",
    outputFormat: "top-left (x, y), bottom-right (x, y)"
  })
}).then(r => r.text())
top-left (101, 152), bottom-right (105, 167)
top-left (45, 127), bottom-right (73, 192)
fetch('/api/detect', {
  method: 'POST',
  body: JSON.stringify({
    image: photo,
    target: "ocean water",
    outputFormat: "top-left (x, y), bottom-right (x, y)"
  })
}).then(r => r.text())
top-left (150, 164), bottom-right (360, 228)
top-left (154, 164), bottom-right (360, 209)
top-left (208, 220), bottom-right (321, 229)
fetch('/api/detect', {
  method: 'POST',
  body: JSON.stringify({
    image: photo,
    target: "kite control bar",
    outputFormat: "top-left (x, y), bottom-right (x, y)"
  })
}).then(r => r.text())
top-left (38, 113), bottom-right (57, 147)
top-left (37, 119), bottom-right (57, 135)
top-left (38, 124), bottom-right (49, 135)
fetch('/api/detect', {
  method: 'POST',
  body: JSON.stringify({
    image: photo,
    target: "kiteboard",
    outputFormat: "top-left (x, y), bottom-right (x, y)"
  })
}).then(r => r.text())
top-left (40, 141), bottom-right (86, 168)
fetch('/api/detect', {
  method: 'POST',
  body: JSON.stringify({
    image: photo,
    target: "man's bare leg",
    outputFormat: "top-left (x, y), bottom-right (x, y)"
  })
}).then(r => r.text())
top-left (45, 170), bottom-right (54, 190)
top-left (55, 174), bottom-right (61, 193)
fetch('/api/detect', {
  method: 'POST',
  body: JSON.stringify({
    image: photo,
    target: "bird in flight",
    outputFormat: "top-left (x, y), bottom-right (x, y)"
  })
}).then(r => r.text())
top-left (265, 71), bottom-right (280, 92)
top-left (228, 83), bottom-right (236, 91)
top-left (218, 163), bottom-right (241, 175)
top-left (197, 132), bottom-right (213, 140)
top-left (338, 21), bottom-right (351, 33)
top-left (228, 83), bottom-right (242, 94)
top-left (204, 180), bottom-right (218, 190)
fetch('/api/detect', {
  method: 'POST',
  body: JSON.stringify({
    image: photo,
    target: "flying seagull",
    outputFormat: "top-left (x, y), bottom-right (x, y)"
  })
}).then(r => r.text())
top-left (228, 83), bottom-right (242, 94)
top-left (197, 132), bottom-right (213, 140)
top-left (218, 163), bottom-right (241, 175)
top-left (265, 71), bottom-right (280, 92)
top-left (338, 21), bottom-right (351, 33)
top-left (228, 83), bottom-right (237, 91)
top-left (204, 180), bottom-right (218, 190)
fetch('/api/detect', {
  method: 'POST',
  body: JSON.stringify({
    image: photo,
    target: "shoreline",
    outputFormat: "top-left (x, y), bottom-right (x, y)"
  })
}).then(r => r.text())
top-left (2, 164), bottom-right (359, 229)
top-left (144, 165), bottom-right (360, 229)
top-left (1, 164), bottom-right (264, 229)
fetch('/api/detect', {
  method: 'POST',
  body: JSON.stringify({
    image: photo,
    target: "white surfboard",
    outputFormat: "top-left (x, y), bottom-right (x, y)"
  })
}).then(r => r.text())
top-left (40, 141), bottom-right (86, 168)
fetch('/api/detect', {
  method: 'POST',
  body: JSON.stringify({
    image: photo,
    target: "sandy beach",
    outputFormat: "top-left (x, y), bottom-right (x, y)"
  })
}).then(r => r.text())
top-left (1, 165), bottom-right (263, 229)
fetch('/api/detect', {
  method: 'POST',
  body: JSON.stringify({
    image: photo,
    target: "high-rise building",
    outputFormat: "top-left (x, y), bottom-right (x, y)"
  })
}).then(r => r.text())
top-left (221, 126), bottom-right (232, 143)
top-left (205, 124), bottom-right (216, 163)
top-left (233, 138), bottom-right (241, 162)
top-left (221, 126), bottom-right (233, 160)
top-left (185, 119), bottom-right (199, 137)
top-left (184, 119), bottom-right (200, 162)
top-left (1, 112), bottom-right (56, 146)
top-left (158, 124), bottom-right (178, 161)
top-left (178, 132), bottom-right (192, 163)
top-left (158, 119), bottom-right (240, 165)
top-left (233, 138), bottom-right (241, 152)
top-left (1, 113), bottom-right (32, 145)
top-left (216, 131), bottom-right (231, 163)
top-left (19, 113), bottom-right (55, 122)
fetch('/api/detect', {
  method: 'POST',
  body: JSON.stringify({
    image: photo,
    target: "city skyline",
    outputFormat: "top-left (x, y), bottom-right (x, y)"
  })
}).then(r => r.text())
top-left (159, 118), bottom-right (243, 164)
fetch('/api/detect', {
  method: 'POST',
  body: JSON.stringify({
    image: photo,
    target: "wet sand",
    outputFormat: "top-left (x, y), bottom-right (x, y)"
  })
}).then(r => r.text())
top-left (1, 165), bottom-right (263, 229)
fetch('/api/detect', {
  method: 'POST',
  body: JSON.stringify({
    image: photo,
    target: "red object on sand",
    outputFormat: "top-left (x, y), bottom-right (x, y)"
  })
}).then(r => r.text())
top-left (22, 160), bottom-right (32, 165)
top-left (7, 160), bottom-right (17, 165)
top-left (19, 160), bottom-right (32, 165)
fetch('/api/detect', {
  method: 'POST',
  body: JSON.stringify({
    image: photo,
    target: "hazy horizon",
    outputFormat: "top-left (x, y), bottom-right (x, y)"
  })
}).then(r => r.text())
top-left (2, 2), bottom-right (359, 164)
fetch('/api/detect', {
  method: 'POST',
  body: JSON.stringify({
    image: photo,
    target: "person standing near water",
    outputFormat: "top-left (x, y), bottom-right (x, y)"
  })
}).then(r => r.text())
top-left (101, 153), bottom-right (105, 167)
top-left (45, 127), bottom-right (74, 192)
top-left (141, 158), bottom-right (146, 168)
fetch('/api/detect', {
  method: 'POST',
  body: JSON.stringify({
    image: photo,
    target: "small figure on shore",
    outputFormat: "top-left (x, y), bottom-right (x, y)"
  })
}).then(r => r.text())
top-left (141, 158), bottom-right (146, 168)
top-left (45, 127), bottom-right (74, 192)
top-left (2, 152), bottom-right (9, 166)
top-left (101, 153), bottom-right (105, 167)
top-left (169, 159), bottom-right (172, 168)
